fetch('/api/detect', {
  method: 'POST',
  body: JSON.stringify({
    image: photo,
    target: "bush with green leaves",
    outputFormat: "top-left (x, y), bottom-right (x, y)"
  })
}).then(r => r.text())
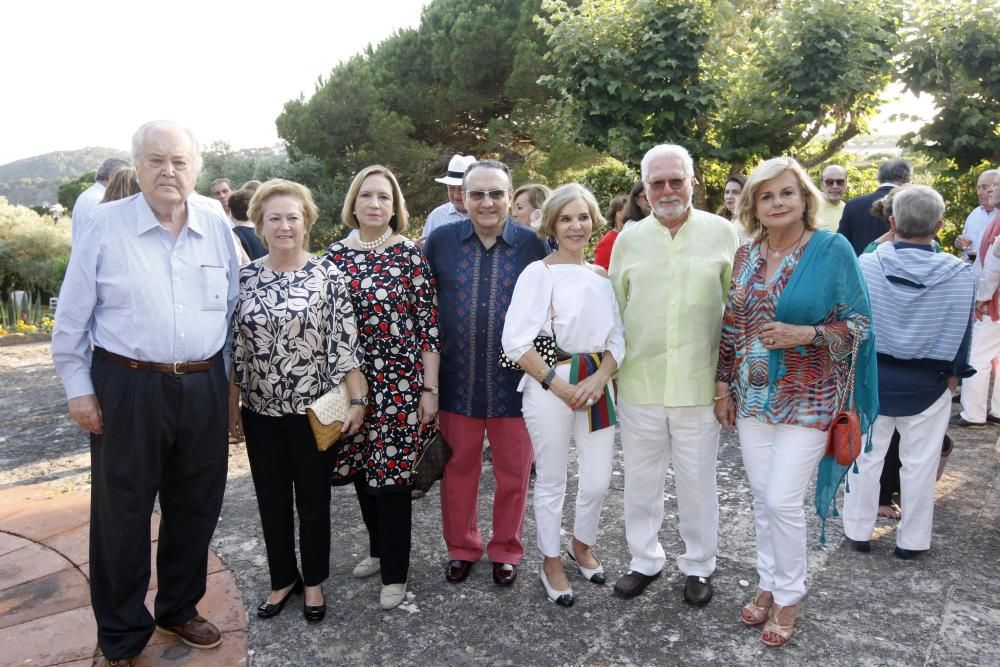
top-left (0, 196), bottom-right (71, 298)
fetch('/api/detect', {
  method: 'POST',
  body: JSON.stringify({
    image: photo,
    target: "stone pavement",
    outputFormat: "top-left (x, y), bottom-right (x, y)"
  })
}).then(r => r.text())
top-left (2, 342), bottom-right (1000, 666)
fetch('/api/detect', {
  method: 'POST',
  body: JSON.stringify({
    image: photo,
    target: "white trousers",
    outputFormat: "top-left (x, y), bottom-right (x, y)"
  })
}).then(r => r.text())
top-left (521, 366), bottom-right (614, 558)
top-left (960, 318), bottom-right (1000, 422)
top-left (843, 390), bottom-right (951, 551)
top-left (736, 418), bottom-right (826, 606)
top-left (619, 401), bottom-right (720, 577)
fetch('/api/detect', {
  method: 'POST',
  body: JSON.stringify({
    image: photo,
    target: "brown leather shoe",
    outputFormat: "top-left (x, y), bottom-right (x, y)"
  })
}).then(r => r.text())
top-left (613, 570), bottom-right (660, 598)
top-left (155, 615), bottom-right (222, 649)
top-left (492, 562), bottom-right (517, 586)
top-left (446, 559), bottom-right (474, 583)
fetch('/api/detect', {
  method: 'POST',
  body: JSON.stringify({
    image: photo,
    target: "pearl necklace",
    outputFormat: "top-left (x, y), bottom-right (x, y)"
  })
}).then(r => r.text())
top-left (358, 226), bottom-right (392, 250)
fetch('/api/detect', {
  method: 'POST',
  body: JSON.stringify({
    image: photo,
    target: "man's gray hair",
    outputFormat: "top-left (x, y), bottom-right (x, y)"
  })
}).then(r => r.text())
top-left (893, 184), bottom-right (945, 239)
top-left (131, 120), bottom-right (203, 174)
top-left (641, 144), bottom-right (695, 182)
top-left (211, 177), bottom-right (232, 189)
top-left (462, 159), bottom-right (511, 189)
top-left (877, 158), bottom-right (912, 185)
top-left (95, 158), bottom-right (131, 184)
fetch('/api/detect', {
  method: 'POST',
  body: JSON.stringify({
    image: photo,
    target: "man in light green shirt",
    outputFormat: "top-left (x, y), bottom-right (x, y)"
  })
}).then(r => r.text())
top-left (609, 144), bottom-right (737, 605)
top-left (815, 164), bottom-right (848, 232)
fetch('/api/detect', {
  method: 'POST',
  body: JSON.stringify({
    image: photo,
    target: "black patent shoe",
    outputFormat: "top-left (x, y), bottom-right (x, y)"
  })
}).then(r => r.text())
top-left (256, 579), bottom-right (303, 618)
top-left (303, 593), bottom-right (327, 622)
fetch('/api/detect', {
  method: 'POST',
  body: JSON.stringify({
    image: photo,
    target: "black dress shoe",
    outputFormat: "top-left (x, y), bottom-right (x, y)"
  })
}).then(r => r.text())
top-left (894, 546), bottom-right (928, 560)
top-left (850, 538), bottom-right (872, 553)
top-left (446, 559), bottom-right (474, 583)
top-left (492, 562), bottom-right (518, 586)
top-left (682, 575), bottom-right (713, 606)
top-left (303, 597), bottom-right (326, 622)
top-left (613, 570), bottom-right (660, 598)
top-left (257, 579), bottom-right (303, 618)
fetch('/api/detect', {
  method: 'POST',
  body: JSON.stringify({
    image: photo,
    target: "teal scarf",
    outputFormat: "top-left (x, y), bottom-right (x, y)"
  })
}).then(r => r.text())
top-left (771, 230), bottom-right (879, 542)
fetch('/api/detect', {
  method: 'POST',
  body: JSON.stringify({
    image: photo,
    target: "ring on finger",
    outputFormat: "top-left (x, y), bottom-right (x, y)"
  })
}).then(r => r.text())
top-left (586, 398), bottom-right (594, 406)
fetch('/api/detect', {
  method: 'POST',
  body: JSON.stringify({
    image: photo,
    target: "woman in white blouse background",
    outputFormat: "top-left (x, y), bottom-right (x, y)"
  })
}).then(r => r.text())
top-left (228, 180), bottom-right (367, 623)
top-left (501, 183), bottom-right (625, 607)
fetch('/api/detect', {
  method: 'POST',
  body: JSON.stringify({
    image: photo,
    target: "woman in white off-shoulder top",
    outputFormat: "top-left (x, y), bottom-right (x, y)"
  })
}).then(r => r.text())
top-left (501, 183), bottom-right (625, 608)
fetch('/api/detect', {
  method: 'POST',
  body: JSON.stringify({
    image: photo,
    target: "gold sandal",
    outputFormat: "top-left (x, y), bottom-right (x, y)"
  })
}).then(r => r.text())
top-left (761, 602), bottom-right (801, 647)
top-left (740, 589), bottom-right (773, 626)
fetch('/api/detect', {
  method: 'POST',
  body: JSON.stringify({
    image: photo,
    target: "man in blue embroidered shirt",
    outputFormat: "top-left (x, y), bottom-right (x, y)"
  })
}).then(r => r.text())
top-left (424, 159), bottom-right (548, 587)
top-left (51, 120), bottom-right (238, 666)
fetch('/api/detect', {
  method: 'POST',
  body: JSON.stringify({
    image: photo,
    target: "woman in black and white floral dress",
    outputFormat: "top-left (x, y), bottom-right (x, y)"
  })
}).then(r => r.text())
top-left (229, 179), bottom-right (367, 623)
top-left (325, 165), bottom-right (440, 610)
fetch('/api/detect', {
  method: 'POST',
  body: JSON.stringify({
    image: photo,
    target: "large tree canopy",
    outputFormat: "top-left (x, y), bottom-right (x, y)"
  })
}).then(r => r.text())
top-left (899, 0), bottom-right (1000, 169)
top-left (538, 0), bottom-right (901, 175)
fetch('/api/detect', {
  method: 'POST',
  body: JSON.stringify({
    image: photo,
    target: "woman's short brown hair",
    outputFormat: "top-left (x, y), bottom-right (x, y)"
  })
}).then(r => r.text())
top-left (736, 157), bottom-right (821, 241)
top-left (536, 183), bottom-right (606, 241)
top-left (248, 179), bottom-right (319, 249)
top-left (341, 165), bottom-right (409, 234)
top-left (512, 183), bottom-right (552, 211)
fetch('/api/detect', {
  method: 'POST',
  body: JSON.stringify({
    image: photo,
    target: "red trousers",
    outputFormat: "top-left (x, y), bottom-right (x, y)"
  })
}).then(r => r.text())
top-left (438, 411), bottom-right (534, 564)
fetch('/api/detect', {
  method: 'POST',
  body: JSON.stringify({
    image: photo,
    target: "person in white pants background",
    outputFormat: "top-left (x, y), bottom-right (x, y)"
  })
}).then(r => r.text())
top-left (502, 183), bottom-right (624, 607)
top-left (844, 185), bottom-right (975, 558)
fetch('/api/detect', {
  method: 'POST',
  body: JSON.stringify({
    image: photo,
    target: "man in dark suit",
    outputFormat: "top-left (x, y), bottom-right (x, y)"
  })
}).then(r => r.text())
top-left (837, 159), bottom-right (912, 255)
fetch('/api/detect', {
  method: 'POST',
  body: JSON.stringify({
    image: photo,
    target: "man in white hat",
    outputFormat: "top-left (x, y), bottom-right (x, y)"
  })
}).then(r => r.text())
top-left (419, 154), bottom-right (477, 244)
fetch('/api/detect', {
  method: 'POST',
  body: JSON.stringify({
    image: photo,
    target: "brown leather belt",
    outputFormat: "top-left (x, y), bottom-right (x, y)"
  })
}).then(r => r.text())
top-left (95, 347), bottom-right (214, 375)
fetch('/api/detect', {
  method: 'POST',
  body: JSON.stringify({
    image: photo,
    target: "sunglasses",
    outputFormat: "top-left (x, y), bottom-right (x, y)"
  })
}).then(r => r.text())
top-left (464, 189), bottom-right (510, 202)
top-left (646, 178), bottom-right (688, 192)
top-left (823, 179), bottom-right (846, 186)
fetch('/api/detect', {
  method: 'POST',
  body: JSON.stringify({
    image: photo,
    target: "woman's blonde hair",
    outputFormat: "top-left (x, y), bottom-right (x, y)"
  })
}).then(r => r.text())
top-left (512, 183), bottom-right (552, 211)
top-left (536, 183), bottom-right (606, 240)
top-left (248, 179), bottom-right (319, 249)
top-left (341, 165), bottom-right (409, 234)
top-left (735, 157), bottom-right (821, 240)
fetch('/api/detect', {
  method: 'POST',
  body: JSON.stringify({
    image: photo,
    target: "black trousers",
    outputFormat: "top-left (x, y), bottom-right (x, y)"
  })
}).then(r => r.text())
top-left (89, 351), bottom-right (228, 660)
top-left (354, 477), bottom-right (412, 585)
top-left (243, 409), bottom-right (331, 589)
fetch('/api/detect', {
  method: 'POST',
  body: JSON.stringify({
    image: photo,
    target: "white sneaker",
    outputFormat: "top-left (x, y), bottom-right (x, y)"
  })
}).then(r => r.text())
top-left (352, 556), bottom-right (381, 578)
top-left (380, 582), bottom-right (407, 610)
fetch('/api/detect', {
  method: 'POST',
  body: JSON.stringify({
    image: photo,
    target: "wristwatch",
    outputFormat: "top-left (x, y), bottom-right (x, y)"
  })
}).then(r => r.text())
top-left (422, 385), bottom-right (439, 395)
top-left (811, 325), bottom-right (826, 347)
top-left (350, 396), bottom-right (369, 407)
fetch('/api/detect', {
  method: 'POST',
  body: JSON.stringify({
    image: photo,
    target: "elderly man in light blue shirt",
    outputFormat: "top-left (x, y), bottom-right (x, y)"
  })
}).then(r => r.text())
top-left (52, 120), bottom-right (238, 665)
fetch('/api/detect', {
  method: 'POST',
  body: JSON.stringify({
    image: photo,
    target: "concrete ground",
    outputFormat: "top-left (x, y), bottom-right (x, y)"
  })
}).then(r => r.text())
top-left (2, 341), bottom-right (999, 666)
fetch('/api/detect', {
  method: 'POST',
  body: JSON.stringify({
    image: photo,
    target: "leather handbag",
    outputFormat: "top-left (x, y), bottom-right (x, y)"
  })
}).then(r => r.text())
top-left (825, 334), bottom-right (862, 466)
top-left (412, 424), bottom-right (452, 492)
top-left (306, 381), bottom-right (349, 452)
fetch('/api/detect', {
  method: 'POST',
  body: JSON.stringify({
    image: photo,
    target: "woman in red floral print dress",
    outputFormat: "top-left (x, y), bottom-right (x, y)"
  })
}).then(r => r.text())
top-left (324, 165), bottom-right (440, 611)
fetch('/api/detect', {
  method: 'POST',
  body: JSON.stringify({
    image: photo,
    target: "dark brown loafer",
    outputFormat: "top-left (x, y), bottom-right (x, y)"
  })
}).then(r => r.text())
top-left (682, 575), bottom-right (713, 606)
top-left (492, 562), bottom-right (518, 586)
top-left (99, 658), bottom-right (137, 666)
top-left (613, 570), bottom-right (660, 598)
top-left (446, 559), bottom-right (474, 583)
top-left (155, 615), bottom-right (222, 649)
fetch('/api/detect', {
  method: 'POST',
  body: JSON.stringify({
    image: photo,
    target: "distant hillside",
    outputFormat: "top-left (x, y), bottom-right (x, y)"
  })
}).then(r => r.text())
top-left (0, 147), bottom-right (129, 207)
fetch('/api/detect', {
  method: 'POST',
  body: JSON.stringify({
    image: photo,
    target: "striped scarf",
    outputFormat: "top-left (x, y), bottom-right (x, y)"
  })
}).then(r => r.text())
top-left (555, 350), bottom-right (617, 432)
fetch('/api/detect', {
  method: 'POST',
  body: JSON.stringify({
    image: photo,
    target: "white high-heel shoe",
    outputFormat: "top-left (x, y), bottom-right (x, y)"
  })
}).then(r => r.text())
top-left (539, 568), bottom-right (574, 607)
top-left (380, 582), bottom-right (407, 610)
top-left (353, 556), bottom-right (381, 578)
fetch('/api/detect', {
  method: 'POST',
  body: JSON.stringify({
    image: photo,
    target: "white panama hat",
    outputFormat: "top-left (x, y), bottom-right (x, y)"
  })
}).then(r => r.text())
top-left (434, 154), bottom-right (478, 186)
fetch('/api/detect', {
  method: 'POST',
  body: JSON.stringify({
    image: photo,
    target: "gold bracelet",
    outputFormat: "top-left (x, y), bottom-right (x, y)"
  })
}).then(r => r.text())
top-left (712, 393), bottom-right (730, 401)
top-left (536, 365), bottom-right (551, 383)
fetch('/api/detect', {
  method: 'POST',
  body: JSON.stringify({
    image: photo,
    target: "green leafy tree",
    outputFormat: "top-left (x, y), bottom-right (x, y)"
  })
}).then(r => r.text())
top-left (0, 197), bottom-right (71, 297)
top-left (538, 0), bottom-right (901, 195)
top-left (58, 171), bottom-right (96, 212)
top-left (899, 0), bottom-right (1000, 169)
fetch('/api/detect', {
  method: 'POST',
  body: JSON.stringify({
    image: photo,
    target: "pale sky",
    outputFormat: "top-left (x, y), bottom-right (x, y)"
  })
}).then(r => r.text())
top-left (0, 0), bottom-right (430, 166)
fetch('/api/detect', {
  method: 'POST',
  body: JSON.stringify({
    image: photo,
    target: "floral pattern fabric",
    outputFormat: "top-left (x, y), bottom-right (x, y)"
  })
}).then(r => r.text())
top-left (231, 256), bottom-right (363, 417)
top-left (324, 241), bottom-right (440, 491)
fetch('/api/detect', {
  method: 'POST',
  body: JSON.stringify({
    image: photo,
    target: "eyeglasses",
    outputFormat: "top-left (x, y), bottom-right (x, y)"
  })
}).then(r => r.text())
top-left (464, 189), bottom-right (510, 202)
top-left (823, 179), bottom-right (846, 186)
top-left (647, 178), bottom-right (687, 192)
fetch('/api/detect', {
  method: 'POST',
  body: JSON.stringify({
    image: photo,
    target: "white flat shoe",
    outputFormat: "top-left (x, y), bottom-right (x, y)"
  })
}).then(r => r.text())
top-left (539, 568), bottom-right (574, 607)
top-left (380, 582), bottom-right (407, 610)
top-left (353, 556), bottom-right (381, 578)
top-left (566, 549), bottom-right (606, 584)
